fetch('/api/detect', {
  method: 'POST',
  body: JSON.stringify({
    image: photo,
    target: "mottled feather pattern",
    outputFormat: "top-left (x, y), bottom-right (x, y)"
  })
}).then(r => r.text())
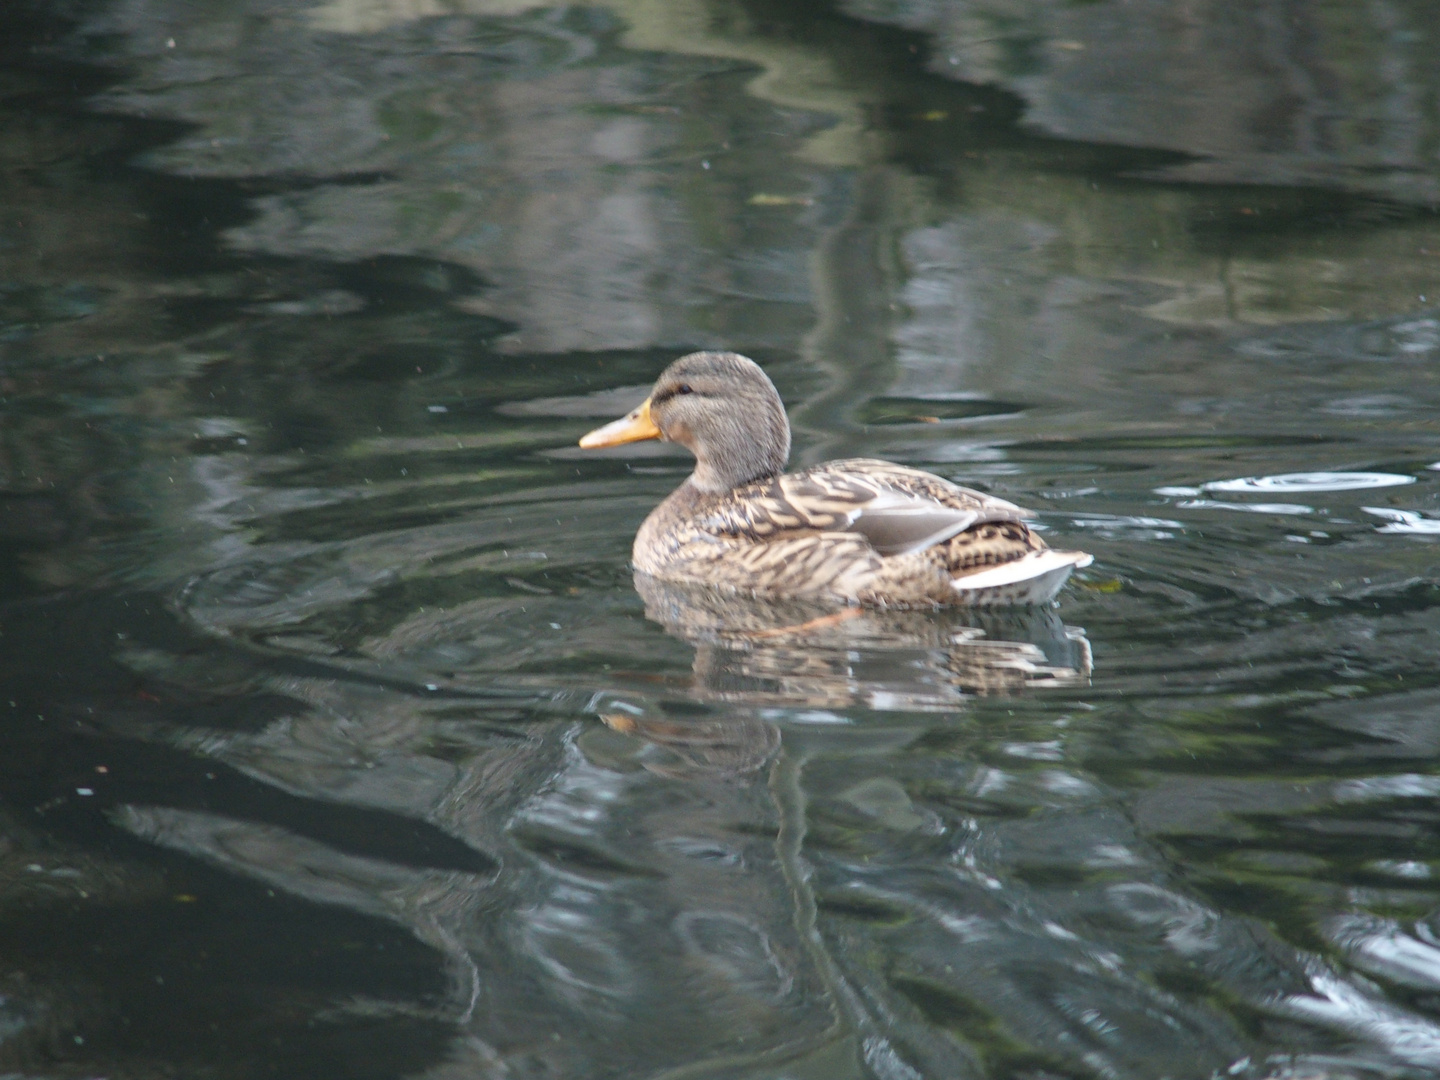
top-left (943, 520), bottom-right (1043, 570)
top-left (634, 458), bottom-right (1055, 606)
top-left (700, 459), bottom-right (1027, 540)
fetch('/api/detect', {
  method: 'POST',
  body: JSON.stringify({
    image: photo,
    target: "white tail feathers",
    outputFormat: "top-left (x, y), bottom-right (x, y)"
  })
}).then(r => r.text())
top-left (951, 550), bottom-right (1093, 606)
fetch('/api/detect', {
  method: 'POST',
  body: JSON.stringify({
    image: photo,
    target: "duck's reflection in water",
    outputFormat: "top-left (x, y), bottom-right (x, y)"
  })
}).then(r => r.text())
top-left (595, 575), bottom-right (1092, 778)
top-left (598, 708), bottom-right (784, 779)
top-left (635, 572), bottom-right (1091, 708)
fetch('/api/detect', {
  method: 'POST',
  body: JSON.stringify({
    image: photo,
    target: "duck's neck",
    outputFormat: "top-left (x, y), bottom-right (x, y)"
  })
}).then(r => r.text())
top-left (689, 453), bottom-right (779, 494)
top-left (685, 422), bottom-right (789, 493)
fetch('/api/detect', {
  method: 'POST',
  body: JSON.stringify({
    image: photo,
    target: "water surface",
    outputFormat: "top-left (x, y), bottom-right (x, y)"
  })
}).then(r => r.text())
top-left (3, 1), bottom-right (1440, 1077)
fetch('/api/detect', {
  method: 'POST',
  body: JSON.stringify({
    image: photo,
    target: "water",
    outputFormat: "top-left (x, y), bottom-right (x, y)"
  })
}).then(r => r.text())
top-left (3, 1), bottom-right (1440, 1076)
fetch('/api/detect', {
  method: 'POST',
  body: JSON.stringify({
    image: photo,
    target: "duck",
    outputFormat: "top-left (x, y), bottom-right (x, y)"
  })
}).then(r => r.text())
top-left (579, 351), bottom-right (1092, 607)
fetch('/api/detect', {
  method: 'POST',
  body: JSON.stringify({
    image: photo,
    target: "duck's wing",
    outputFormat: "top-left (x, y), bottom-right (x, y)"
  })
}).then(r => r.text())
top-left (702, 459), bottom-right (1032, 557)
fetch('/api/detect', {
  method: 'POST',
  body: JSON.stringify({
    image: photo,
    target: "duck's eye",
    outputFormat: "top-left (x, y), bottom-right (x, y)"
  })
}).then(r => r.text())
top-left (675, 384), bottom-right (694, 395)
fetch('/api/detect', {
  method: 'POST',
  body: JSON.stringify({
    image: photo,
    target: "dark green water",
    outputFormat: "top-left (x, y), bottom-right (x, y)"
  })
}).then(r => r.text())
top-left (4, 1), bottom-right (1440, 1077)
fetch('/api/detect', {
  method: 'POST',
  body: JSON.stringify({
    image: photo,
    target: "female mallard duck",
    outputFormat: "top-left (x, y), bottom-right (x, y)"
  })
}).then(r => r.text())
top-left (580, 351), bottom-right (1091, 606)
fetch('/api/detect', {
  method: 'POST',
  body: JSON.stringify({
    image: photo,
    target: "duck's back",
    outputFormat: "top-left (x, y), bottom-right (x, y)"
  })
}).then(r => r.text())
top-left (633, 458), bottom-right (1061, 605)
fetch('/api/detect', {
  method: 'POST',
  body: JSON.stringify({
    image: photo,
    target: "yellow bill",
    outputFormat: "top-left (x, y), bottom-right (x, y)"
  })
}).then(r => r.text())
top-left (579, 398), bottom-right (661, 448)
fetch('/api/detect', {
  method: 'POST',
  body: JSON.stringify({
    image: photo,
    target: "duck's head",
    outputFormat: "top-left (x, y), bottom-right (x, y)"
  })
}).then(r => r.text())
top-left (580, 351), bottom-right (790, 492)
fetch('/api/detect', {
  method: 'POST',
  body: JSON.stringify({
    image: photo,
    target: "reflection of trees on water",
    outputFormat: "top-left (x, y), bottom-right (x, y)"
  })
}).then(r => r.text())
top-left (54, 0), bottom-right (1440, 371)
top-left (847, 0), bottom-right (1440, 204)
top-left (8, 0), bottom-right (1440, 575)
top-left (75, 0), bottom-right (836, 357)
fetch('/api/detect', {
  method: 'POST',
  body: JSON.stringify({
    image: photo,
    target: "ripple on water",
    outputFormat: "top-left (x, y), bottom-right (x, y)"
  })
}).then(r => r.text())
top-left (1237, 314), bottom-right (1440, 363)
top-left (1157, 472), bottom-right (1418, 498)
top-left (1205, 472), bottom-right (1416, 493)
top-left (1364, 508), bottom-right (1440, 535)
top-left (1175, 499), bottom-right (1314, 515)
top-left (1065, 513), bottom-right (1181, 540)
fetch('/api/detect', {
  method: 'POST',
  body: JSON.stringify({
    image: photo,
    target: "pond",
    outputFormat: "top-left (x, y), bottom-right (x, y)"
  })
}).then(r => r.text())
top-left (3, 1), bottom-right (1440, 1077)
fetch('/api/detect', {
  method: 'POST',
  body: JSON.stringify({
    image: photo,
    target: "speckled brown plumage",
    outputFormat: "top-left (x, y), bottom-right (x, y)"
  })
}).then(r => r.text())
top-left (581, 351), bottom-right (1092, 607)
